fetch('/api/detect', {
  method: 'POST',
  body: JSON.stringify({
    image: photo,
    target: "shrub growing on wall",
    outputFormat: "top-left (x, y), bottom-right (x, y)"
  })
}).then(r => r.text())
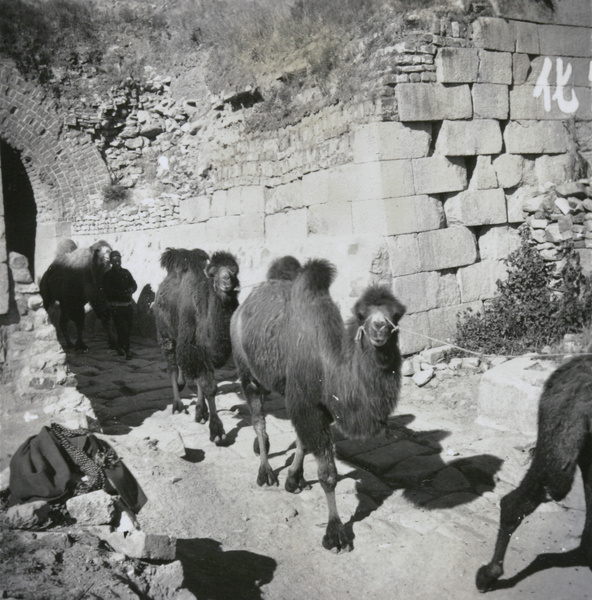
top-left (454, 226), bottom-right (592, 355)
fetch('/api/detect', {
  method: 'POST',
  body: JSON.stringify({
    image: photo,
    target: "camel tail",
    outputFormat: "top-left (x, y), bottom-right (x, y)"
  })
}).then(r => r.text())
top-left (295, 259), bottom-right (336, 294)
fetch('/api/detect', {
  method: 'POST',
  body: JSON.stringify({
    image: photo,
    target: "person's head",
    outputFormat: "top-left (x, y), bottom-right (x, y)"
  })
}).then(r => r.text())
top-left (110, 250), bottom-right (122, 269)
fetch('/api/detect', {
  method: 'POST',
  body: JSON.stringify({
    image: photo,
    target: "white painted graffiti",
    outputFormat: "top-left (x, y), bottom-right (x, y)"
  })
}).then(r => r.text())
top-left (533, 56), bottom-right (591, 114)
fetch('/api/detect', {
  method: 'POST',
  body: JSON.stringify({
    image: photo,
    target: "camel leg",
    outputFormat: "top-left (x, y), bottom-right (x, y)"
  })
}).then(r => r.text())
top-left (316, 445), bottom-right (353, 553)
top-left (476, 468), bottom-right (547, 592)
top-left (578, 447), bottom-right (592, 566)
top-left (285, 436), bottom-right (311, 493)
top-left (160, 339), bottom-right (186, 414)
top-left (241, 376), bottom-right (277, 487)
top-left (197, 371), bottom-right (226, 445)
top-left (57, 309), bottom-right (75, 349)
top-left (70, 305), bottom-right (88, 353)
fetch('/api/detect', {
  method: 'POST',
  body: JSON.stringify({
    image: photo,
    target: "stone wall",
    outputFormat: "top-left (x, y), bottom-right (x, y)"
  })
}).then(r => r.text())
top-left (2, 3), bottom-right (591, 356)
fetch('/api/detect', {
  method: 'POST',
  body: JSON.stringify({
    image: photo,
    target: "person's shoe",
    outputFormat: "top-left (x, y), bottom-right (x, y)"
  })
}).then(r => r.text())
top-left (125, 351), bottom-right (133, 360)
top-left (116, 348), bottom-right (125, 356)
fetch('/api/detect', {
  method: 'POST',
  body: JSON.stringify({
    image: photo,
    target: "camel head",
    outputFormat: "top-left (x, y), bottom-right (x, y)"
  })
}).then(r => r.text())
top-left (207, 251), bottom-right (240, 297)
top-left (91, 241), bottom-right (114, 274)
top-left (352, 286), bottom-right (406, 348)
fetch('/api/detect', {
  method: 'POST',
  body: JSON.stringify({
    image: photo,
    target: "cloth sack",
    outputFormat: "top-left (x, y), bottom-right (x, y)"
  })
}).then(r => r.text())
top-left (8, 424), bottom-right (147, 514)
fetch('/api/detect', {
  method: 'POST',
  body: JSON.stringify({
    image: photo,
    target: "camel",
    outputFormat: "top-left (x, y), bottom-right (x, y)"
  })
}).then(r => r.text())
top-left (476, 354), bottom-right (592, 592)
top-left (230, 257), bottom-right (406, 551)
top-left (39, 239), bottom-right (115, 352)
top-left (153, 248), bottom-right (240, 444)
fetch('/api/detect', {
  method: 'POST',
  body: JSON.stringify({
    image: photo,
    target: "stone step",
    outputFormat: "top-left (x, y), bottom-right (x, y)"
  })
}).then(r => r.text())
top-left (476, 355), bottom-right (558, 436)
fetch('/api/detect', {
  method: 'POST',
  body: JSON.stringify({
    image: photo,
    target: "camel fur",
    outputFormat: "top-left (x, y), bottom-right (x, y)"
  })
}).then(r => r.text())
top-left (39, 239), bottom-right (115, 352)
top-left (230, 256), bottom-right (406, 552)
top-left (153, 248), bottom-right (240, 444)
top-left (476, 354), bottom-right (592, 592)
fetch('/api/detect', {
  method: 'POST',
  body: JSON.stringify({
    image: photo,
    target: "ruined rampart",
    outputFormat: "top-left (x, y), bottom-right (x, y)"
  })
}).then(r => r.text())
top-left (1, 1), bottom-right (591, 359)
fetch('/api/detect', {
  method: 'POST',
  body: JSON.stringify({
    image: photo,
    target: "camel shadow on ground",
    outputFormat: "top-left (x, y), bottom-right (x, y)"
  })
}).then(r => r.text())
top-left (487, 547), bottom-right (591, 591)
top-left (176, 538), bottom-right (276, 600)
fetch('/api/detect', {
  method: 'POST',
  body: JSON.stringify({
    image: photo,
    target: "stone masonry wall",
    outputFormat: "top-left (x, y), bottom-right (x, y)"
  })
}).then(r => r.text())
top-left (3, 3), bottom-right (591, 356)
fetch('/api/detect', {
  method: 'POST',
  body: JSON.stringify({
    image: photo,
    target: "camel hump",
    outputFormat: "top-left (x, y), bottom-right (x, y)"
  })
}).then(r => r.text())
top-left (267, 256), bottom-right (302, 281)
top-left (295, 259), bottom-right (336, 293)
top-left (55, 238), bottom-right (78, 256)
top-left (160, 248), bottom-right (209, 273)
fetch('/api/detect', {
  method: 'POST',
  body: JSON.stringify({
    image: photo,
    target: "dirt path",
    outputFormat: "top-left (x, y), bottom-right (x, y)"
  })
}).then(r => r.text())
top-left (1, 334), bottom-right (591, 599)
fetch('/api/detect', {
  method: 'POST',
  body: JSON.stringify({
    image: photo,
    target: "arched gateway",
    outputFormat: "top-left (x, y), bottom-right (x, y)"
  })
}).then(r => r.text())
top-left (0, 59), bottom-right (110, 314)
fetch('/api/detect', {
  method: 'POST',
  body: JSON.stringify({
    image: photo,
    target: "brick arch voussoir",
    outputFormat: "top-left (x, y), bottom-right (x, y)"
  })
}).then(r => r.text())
top-left (0, 60), bottom-right (110, 223)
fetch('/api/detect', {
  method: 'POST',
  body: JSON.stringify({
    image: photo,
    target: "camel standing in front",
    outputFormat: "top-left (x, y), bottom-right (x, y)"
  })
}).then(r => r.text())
top-left (230, 257), bottom-right (406, 551)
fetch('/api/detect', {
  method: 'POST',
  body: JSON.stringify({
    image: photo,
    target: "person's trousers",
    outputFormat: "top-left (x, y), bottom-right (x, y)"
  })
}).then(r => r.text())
top-left (110, 305), bottom-right (133, 352)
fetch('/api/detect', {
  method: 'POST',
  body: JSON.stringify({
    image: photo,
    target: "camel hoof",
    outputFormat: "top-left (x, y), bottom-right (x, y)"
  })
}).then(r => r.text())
top-left (172, 403), bottom-right (187, 415)
top-left (213, 434), bottom-right (227, 446)
top-left (257, 468), bottom-right (278, 487)
top-left (475, 565), bottom-right (502, 593)
top-left (322, 521), bottom-right (353, 553)
top-left (285, 477), bottom-right (310, 494)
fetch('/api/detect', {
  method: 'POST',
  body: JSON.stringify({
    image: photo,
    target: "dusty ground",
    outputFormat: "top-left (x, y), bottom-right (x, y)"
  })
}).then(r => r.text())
top-left (1, 334), bottom-right (591, 600)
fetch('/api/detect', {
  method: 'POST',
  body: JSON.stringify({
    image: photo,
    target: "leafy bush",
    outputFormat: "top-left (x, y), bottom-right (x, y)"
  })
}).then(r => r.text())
top-left (454, 226), bottom-right (592, 356)
top-left (102, 184), bottom-right (129, 204)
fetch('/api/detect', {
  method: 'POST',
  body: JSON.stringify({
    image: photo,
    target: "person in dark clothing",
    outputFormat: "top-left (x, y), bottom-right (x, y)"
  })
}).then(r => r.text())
top-left (102, 251), bottom-right (137, 360)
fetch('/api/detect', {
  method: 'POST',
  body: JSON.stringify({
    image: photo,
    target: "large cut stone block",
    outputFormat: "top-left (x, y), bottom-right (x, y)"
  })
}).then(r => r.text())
top-left (179, 196), bottom-right (210, 223)
top-left (386, 234), bottom-right (422, 277)
top-left (397, 311), bottom-right (429, 355)
top-left (210, 190), bottom-right (227, 218)
top-left (444, 188), bottom-right (507, 227)
top-left (355, 160), bottom-right (415, 201)
top-left (240, 186), bottom-right (266, 214)
top-left (513, 21), bottom-right (540, 54)
top-left (265, 208), bottom-right (307, 241)
top-left (478, 225), bottom-right (521, 261)
top-left (427, 301), bottom-right (483, 350)
top-left (539, 24), bottom-right (591, 57)
top-left (471, 17), bottom-right (515, 51)
top-left (477, 356), bottom-right (556, 436)
top-left (412, 156), bottom-right (467, 194)
top-left (206, 216), bottom-right (240, 243)
top-left (392, 271), bottom-right (442, 314)
top-left (435, 48), bottom-right (479, 83)
top-left (472, 84), bottom-right (509, 119)
top-left (437, 120), bottom-right (502, 156)
top-left (353, 122), bottom-right (432, 162)
top-left (468, 156), bottom-right (498, 190)
top-left (396, 83), bottom-right (472, 121)
top-left (510, 85), bottom-right (592, 120)
top-left (525, 56), bottom-right (592, 88)
top-left (239, 212), bottom-right (265, 239)
top-left (0, 262), bottom-right (9, 315)
top-left (456, 260), bottom-right (507, 302)
top-left (493, 154), bottom-right (524, 188)
top-left (504, 120), bottom-right (568, 154)
top-left (477, 50), bottom-right (512, 84)
top-left (307, 203), bottom-right (353, 236)
top-left (265, 180), bottom-right (305, 214)
top-left (351, 195), bottom-right (444, 236)
top-left (302, 170), bottom-right (329, 206)
top-left (418, 226), bottom-right (477, 271)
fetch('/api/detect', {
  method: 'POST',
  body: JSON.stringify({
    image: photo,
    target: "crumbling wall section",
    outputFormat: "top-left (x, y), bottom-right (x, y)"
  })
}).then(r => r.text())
top-left (31, 4), bottom-right (592, 355)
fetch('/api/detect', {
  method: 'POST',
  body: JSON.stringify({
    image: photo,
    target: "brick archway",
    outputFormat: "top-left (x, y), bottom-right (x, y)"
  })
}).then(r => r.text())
top-left (0, 59), bottom-right (112, 291)
top-left (0, 59), bottom-right (110, 224)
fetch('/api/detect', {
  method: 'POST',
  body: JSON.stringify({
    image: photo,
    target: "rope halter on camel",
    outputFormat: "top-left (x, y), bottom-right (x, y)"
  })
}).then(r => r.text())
top-left (355, 315), bottom-right (400, 344)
